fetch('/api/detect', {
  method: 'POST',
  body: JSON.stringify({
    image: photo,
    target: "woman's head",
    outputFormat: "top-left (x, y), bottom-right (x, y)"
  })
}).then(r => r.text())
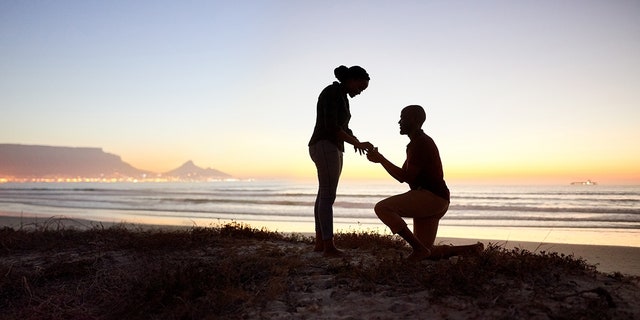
top-left (334, 65), bottom-right (370, 98)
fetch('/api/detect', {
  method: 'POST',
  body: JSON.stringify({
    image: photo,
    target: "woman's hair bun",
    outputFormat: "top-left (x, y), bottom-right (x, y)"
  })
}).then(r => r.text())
top-left (334, 65), bottom-right (349, 81)
top-left (334, 65), bottom-right (369, 82)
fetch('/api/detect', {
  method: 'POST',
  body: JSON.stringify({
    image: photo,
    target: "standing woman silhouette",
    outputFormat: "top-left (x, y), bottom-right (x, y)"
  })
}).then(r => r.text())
top-left (308, 65), bottom-right (372, 257)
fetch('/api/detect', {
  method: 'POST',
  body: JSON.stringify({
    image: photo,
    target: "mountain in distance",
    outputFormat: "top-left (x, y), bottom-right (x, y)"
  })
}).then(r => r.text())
top-left (0, 144), bottom-right (150, 179)
top-left (162, 160), bottom-right (232, 180)
top-left (0, 144), bottom-right (232, 181)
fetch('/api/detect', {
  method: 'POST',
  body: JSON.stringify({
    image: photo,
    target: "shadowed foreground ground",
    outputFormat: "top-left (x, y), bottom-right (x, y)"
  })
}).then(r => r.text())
top-left (1, 221), bottom-right (639, 319)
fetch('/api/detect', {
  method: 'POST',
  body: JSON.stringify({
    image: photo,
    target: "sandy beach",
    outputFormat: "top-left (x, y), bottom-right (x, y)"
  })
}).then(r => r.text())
top-left (436, 237), bottom-right (640, 277)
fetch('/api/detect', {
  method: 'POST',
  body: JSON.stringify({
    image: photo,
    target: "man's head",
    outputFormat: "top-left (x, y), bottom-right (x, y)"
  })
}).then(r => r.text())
top-left (399, 105), bottom-right (426, 135)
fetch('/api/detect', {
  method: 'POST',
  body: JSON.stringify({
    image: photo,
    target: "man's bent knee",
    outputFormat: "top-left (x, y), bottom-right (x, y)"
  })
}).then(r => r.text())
top-left (374, 199), bottom-right (396, 221)
top-left (374, 199), bottom-right (406, 234)
top-left (373, 199), bottom-right (390, 215)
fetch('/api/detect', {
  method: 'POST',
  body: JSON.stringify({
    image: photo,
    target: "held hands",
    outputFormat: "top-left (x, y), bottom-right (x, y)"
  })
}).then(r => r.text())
top-left (354, 141), bottom-right (383, 163)
top-left (366, 147), bottom-right (383, 163)
top-left (354, 141), bottom-right (374, 155)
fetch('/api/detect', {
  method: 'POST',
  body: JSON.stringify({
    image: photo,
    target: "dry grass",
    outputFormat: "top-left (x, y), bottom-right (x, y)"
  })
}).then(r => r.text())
top-left (0, 221), bottom-right (638, 319)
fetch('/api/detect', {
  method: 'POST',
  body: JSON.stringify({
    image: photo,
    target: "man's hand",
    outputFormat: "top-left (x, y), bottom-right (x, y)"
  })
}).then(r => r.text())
top-left (366, 147), bottom-right (383, 163)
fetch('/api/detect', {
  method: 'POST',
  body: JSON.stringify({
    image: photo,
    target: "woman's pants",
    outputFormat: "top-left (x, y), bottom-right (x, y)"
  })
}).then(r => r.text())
top-left (309, 140), bottom-right (343, 240)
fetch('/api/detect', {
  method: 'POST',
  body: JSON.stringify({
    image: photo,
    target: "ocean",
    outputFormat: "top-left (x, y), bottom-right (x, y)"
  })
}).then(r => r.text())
top-left (1, 180), bottom-right (639, 247)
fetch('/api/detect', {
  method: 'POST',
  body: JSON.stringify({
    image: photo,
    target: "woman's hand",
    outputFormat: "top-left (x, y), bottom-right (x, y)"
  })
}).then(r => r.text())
top-left (354, 141), bottom-right (374, 155)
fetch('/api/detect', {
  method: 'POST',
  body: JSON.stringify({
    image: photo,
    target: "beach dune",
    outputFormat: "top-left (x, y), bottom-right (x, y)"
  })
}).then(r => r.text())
top-left (1, 218), bottom-right (639, 319)
top-left (2, 214), bottom-right (639, 276)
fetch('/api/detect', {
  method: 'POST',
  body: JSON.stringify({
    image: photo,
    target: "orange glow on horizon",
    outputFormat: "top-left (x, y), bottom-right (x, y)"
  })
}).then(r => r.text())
top-left (118, 152), bottom-right (640, 185)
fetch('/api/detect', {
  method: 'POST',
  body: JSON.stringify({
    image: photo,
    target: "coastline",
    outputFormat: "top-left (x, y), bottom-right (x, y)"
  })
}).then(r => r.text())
top-left (2, 213), bottom-right (639, 276)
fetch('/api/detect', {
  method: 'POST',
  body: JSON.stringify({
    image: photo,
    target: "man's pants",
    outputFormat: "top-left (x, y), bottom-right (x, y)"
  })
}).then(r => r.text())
top-left (374, 190), bottom-right (449, 247)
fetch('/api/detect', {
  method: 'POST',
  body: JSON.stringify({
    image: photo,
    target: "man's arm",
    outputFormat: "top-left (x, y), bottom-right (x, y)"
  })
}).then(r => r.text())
top-left (366, 148), bottom-right (406, 182)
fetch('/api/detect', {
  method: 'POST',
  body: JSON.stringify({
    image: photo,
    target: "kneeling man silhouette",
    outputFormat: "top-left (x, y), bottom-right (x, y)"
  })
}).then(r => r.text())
top-left (366, 105), bottom-right (483, 261)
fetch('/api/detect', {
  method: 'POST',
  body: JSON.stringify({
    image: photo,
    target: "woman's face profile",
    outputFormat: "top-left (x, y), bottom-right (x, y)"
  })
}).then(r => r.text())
top-left (346, 79), bottom-right (369, 98)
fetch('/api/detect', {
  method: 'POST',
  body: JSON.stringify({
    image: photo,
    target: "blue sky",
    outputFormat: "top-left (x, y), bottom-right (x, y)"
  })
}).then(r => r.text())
top-left (1, 1), bottom-right (639, 183)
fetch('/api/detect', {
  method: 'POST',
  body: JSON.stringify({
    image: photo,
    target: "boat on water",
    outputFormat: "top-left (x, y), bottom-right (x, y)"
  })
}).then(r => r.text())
top-left (570, 179), bottom-right (597, 185)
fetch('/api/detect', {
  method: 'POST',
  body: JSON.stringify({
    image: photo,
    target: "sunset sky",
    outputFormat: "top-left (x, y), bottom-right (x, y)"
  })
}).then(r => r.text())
top-left (1, 1), bottom-right (639, 184)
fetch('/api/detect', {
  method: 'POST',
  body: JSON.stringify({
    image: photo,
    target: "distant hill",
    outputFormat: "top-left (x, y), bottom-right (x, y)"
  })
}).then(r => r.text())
top-left (163, 160), bottom-right (231, 180)
top-left (0, 144), bottom-right (231, 181)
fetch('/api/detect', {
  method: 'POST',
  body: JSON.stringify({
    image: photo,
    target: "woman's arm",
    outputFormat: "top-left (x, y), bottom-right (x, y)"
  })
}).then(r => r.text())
top-left (318, 84), bottom-right (372, 153)
top-left (338, 130), bottom-right (373, 154)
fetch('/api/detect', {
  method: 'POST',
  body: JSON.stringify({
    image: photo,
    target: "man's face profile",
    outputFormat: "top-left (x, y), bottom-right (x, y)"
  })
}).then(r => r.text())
top-left (399, 109), bottom-right (413, 135)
